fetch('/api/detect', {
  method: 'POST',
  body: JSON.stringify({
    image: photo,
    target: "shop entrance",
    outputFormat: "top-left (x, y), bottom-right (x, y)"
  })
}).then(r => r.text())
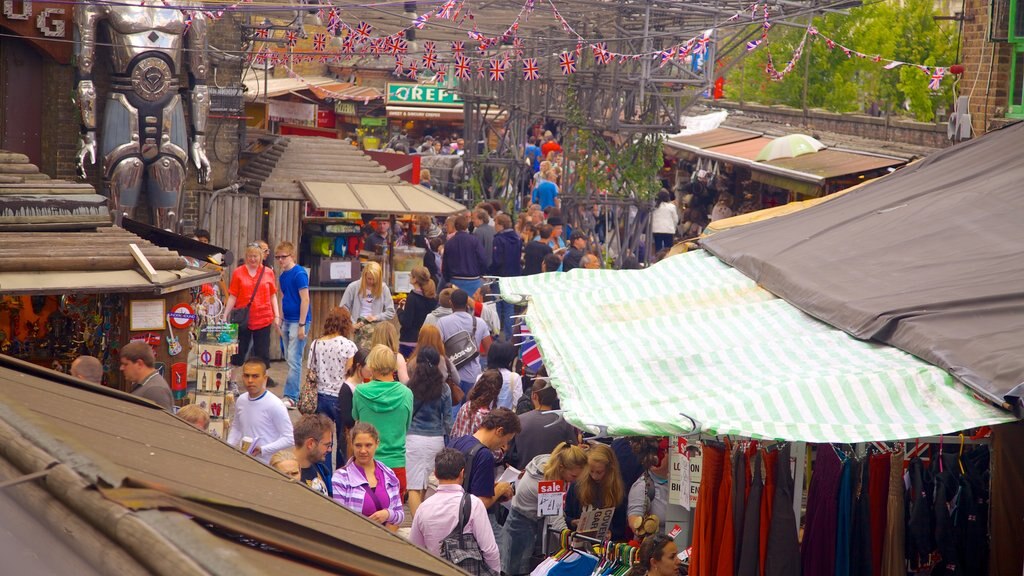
top-left (0, 36), bottom-right (43, 167)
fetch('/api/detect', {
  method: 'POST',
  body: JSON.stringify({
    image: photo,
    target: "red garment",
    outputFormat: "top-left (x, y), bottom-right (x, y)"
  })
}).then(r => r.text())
top-left (691, 443), bottom-right (726, 576)
top-left (714, 444), bottom-right (736, 576)
top-left (759, 447), bottom-right (779, 576)
top-left (540, 140), bottom-right (561, 158)
top-left (868, 452), bottom-right (891, 575)
top-left (228, 265), bottom-right (277, 329)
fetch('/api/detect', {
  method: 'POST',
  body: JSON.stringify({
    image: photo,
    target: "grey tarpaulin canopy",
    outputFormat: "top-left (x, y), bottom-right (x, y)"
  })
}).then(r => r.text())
top-left (703, 121), bottom-right (1024, 412)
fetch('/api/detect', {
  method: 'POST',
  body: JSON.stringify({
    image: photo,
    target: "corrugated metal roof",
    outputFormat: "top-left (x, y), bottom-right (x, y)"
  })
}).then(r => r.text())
top-left (665, 127), bottom-right (762, 150)
top-left (0, 356), bottom-right (465, 575)
top-left (765, 148), bottom-right (905, 179)
top-left (301, 181), bottom-right (466, 216)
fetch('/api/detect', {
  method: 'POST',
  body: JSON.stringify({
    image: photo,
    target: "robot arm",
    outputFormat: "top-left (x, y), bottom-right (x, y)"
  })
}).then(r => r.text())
top-left (74, 2), bottom-right (103, 178)
top-left (185, 10), bottom-right (211, 184)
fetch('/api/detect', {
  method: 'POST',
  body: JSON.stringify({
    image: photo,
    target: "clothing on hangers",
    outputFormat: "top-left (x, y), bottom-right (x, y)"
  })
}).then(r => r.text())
top-left (764, 443), bottom-right (799, 576)
top-left (880, 450), bottom-right (905, 576)
top-left (835, 454), bottom-right (853, 576)
top-left (737, 450), bottom-right (764, 575)
top-left (690, 441), bottom-right (727, 576)
top-left (848, 456), bottom-right (872, 576)
top-left (906, 456), bottom-right (934, 571)
top-left (800, 445), bottom-right (842, 576)
top-left (715, 441), bottom-right (736, 576)
top-left (732, 446), bottom-right (749, 571)
top-left (759, 445), bottom-right (780, 576)
top-left (867, 450), bottom-right (890, 575)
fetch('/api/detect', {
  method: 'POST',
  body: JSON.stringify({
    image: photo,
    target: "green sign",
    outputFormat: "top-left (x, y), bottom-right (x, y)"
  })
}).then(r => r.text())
top-left (361, 117), bottom-right (387, 127)
top-left (386, 83), bottom-right (464, 107)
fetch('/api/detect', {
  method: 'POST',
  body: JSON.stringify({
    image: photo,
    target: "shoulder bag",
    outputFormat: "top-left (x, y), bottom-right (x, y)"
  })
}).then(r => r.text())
top-left (298, 340), bottom-right (319, 415)
top-left (444, 314), bottom-right (480, 370)
top-left (230, 265), bottom-right (266, 328)
top-left (444, 358), bottom-right (465, 405)
top-left (440, 491), bottom-right (498, 576)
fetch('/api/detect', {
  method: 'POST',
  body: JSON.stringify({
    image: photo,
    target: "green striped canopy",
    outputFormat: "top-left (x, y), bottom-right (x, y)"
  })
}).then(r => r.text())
top-left (500, 251), bottom-right (1014, 442)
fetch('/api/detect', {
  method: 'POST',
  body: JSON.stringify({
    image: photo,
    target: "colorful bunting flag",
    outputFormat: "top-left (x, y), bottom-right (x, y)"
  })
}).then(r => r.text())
top-left (559, 52), bottom-right (577, 75)
top-left (522, 57), bottom-right (540, 80)
top-left (489, 58), bottom-right (507, 81)
top-left (454, 55), bottom-right (471, 79)
top-left (312, 32), bottom-right (327, 52)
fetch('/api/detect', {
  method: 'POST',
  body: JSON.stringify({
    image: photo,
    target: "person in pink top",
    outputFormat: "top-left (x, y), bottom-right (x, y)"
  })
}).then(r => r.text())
top-left (409, 448), bottom-right (500, 573)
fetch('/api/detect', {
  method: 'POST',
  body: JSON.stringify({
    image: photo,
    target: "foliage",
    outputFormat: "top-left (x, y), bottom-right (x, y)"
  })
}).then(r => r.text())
top-left (724, 0), bottom-right (957, 122)
top-left (563, 82), bottom-right (666, 200)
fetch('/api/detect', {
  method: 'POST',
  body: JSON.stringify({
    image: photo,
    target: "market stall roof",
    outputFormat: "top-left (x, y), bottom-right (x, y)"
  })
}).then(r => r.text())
top-left (310, 83), bottom-right (384, 103)
top-left (0, 355), bottom-right (465, 576)
top-left (500, 251), bottom-right (1014, 442)
top-left (242, 72), bottom-right (342, 99)
top-left (666, 129), bottom-right (907, 193)
top-left (301, 181), bottom-right (466, 216)
top-left (702, 121), bottom-right (1024, 410)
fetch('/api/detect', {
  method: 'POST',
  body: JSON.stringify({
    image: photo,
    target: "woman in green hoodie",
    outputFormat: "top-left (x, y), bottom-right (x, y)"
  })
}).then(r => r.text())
top-left (353, 345), bottom-right (414, 496)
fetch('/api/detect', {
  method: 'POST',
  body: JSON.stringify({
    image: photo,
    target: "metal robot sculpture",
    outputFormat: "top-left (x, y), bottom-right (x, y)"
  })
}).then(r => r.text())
top-left (74, 2), bottom-right (211, 230)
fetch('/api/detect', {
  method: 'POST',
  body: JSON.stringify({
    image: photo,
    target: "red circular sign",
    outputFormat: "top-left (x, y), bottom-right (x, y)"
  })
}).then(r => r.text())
top-left (168, 303), bottom-right (196, 329)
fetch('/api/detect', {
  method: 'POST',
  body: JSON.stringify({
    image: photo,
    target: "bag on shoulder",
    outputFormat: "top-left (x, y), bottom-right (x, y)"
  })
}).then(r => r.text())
top-left (444, 359), bottom-right (465, 406)
top-left (444, 315), bottom-right (479, 370)
top-left (230, 265), bottom-right (266, 329)
top-left (440, 492), bottom-right (498, 576)
top-left (298, 340), bottom-right (319, 415)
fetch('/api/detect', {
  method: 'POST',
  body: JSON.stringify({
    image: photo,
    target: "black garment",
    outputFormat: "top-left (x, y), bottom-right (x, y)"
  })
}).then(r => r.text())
top-left (562, 247), bottom-right (585, 272)
top-left (849, 457), bottom-right (872, 576)
top-left (336, 385), bottom-right (356, 463)
top-left (960, 446), bottom-right (990, 576)
top-left (932, 452), bottom-right (961, 576)
top-left (612, 437), bottom-right (644, 542)
top-left (398, 290), bottom-right (438, 342)
top-left (522, 240), bottom-right (552, 276)
top-left (237, 324), bottom-right (271, 365)
top-left (732, 448), bottom-right (747, 570)
top-left (564, 482), bottom-right (626, 541)
top-left (765, 443), bottom-right (801, 576)
top-left (737, 451), bottom-right (764, 576)
top-left (905, 457), bottom-right (934, 571)
top-left (300, 463), bottom-right (331, 496)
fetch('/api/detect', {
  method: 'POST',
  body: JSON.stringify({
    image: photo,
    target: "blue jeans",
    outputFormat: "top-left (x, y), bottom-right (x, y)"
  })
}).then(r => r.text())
top-left (282, 320), bottom-right (310, 402)
top-left (317, 392), bottom-right (339, 471)
top-left (449, 277), bottom-right (482, 297)
top-left (496, 299), bottom-right (514, 340)
top-left (501, 508), bottom-right (542, 575)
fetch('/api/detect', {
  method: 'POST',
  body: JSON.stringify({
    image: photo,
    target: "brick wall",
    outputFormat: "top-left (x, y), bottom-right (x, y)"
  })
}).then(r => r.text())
top-left (958, 0), bottom-right (1013, 134)
top-left (715, 101), bottom-right (951, 149)
top-left (39, 60), bottom-right (80, 180)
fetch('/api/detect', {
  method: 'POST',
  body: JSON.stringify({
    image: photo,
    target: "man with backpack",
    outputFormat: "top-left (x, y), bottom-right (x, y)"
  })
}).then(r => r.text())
top-left (409, 448), bottom-right (500, 575)
top-left (437, 289), bottom-right (493, 412)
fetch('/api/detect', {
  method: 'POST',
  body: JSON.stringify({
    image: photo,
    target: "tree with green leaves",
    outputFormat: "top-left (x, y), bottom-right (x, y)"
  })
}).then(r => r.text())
top-left (725, 0), bottom-right (957, 121)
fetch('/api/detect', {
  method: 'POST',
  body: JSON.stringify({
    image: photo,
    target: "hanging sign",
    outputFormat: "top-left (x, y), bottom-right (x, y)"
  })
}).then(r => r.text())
top-left (334, 101), bottom-right (357, 115)
top-left (537, 480), bottom-right (566, 517)
top-left (168, 303), bottom-right (196, 329)
top-left (669, 436), bottom-right (700, 509)
top-left (577, 507), bottom-right (615, 538)
top-left (385, 82), bottom-right (464, 107)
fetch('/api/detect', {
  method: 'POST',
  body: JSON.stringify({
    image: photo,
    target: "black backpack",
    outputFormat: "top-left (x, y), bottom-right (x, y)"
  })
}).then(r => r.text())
top-left (439, 492), bottom-right (498, 576)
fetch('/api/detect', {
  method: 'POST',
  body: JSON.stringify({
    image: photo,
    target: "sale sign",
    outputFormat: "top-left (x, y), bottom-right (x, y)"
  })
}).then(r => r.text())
top-left (537, 480), bottom-right (567, 517)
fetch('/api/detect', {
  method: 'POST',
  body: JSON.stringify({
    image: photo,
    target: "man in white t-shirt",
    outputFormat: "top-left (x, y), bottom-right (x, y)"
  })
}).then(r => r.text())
top-left (227, 358), bottom-right (294, 465)
top-left (436, 289), bottom-right (492, 394)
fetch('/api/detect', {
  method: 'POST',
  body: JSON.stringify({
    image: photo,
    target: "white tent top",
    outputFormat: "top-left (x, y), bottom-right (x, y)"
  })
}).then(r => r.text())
top-left (300, 181), bottom-right (466, 216)
top-left (501, 251), bottom-right (1013, 442)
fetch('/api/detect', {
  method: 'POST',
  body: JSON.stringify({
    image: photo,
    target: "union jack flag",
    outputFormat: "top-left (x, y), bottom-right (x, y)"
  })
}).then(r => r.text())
top-left (437, 0), bottom-right (456, 19)
top-left (255, 27), bottom-right (270, 39)
top-left (423, 41), bottom-right (436, 54)
top-left (453, 55), bottom-right (471, 79)
top-left (513, 37), bottom-right (525, 54)
top-left (477, 63), bottom-right (485, 79)
top-left (658, 47), bottom-right (677, 67)
top-left (340, 37), bottom-right (354, 53)
top-left (693, 33), bottom-right (711, 57)
top-left (745, 38), bottom-right (763, 51)
top-left (558, 52), bottom-right (576, 75)
top-left (326, 9), bottom-right (341, 34)
top-left (355, 21), bottom-right (373, 39)
top-left (392, 38), bottom-right (409, 54)
top-left (422, 51), bottom-right (438, 70)
top-left (312, 33), bottom-right (327, 52)
top-left (928, 67), bottom-right (945, 91)
top-left (522, 57), bottom-right (539, 80)
top-left (434, 66), bottom-right (447, 84)
top-left (393, 57), bottom-right (405, 76)
top-left (413, 14), bottom-right (428, 29)
top-left (406, 61), bottom-right (419, 79)
top-left (517, 323), bottom-right (543, 373)
top-left (592, 42), bottom-right (612, 65)
top-left (285, 30), bottom-right (298, 47)
top-left (451, 41), bottom-right (465, 54)
top-left (488, 58), bottom-right (507, 81)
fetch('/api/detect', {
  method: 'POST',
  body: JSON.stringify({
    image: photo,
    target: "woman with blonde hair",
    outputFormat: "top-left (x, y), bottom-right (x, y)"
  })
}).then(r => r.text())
top-left (397, 266), bottom-right (437, 357)
top-left (305, 306), bottom-right (358, 466)
top-left (352, 345), bottom-right (413, 496)
top-left (370, 322), bottom-right (409, 383)
top-left (224, 243), bottom-right (280, 366)
top-left (565, 442), bottom-right (627, 540)
top-left (340, 261), bottom-right (395, 348)
top-left (501, 442), bottom-right (589, 575)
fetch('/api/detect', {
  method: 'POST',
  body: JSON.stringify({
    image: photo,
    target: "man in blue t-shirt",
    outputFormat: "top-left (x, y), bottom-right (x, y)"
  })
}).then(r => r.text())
top-left (448, 407), bottom-right (521, 509)
top-left (275, 241), bottom-right (311, 408)
top-left (524, 139), bottom-right (542, 173)
top-left (531, 170), bottom-right (559, 210)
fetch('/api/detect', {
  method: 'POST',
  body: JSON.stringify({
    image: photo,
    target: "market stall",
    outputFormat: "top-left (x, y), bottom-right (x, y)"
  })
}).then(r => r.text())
top-left (0, 167), bottom-right (219, 396)
top-left (500, 124), bottom-right (1024, 573)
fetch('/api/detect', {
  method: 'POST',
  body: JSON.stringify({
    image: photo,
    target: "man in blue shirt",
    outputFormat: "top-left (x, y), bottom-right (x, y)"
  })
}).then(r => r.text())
top-left (275, 241), bottom-right (311, 409)
top-left (441, 214), bottom-right (487, 296)
top-left (448, 408), bottom-right (520, 510)
top-left (531, 169), bottom-right (559, 210)
top-left (524, 139), bottom-right (542, 174)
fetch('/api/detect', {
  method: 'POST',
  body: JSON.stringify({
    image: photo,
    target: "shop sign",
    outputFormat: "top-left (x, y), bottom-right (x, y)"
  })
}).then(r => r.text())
top-left (268, 100), bottom-right (316, 123)
top-left (360, 116), bottom-right (387, 127)
top-left (386, 82), bottom-right (463, 107)
top-left (334, 101), bottom-right (356, 115)
top-left (0, 1), bottom-right (71, 62)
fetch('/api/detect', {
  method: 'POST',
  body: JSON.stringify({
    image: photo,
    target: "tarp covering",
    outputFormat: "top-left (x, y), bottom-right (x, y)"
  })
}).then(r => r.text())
top-left (500, 251), bottom-right (1013, 441)
top-left (703, 122), bottom-right (1024, 407)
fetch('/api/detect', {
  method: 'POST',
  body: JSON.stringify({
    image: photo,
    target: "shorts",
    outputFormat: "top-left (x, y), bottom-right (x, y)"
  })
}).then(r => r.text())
top-left (405, 434), bottom-right (445, 490)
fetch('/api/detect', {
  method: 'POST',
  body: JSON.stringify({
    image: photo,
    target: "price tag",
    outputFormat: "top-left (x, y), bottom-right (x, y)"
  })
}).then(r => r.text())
top-left (537, 480), bottom-right (566, 517)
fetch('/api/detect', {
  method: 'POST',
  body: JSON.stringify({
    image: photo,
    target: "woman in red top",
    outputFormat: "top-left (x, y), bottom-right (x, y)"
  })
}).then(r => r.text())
top-left (225, 243), bottom-right (280, 365)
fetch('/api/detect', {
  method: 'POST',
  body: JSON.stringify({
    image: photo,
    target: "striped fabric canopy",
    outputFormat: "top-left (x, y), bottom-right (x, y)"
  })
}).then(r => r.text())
top-left (500, 251), bottom-right (1014, 442)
